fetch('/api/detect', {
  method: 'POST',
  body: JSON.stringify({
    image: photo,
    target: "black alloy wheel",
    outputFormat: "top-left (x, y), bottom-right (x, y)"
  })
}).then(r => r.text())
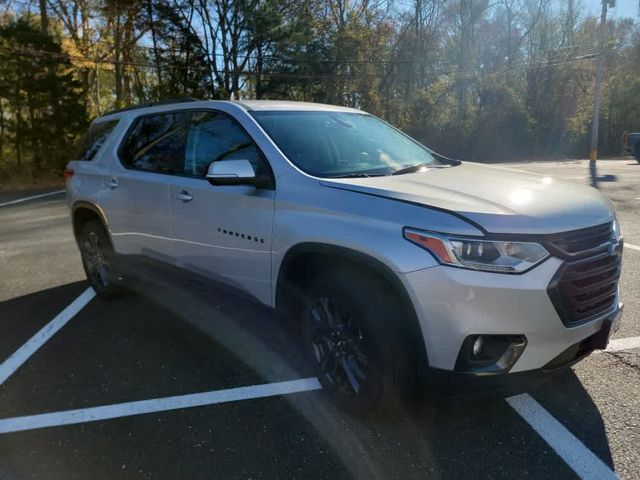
top-left (308, 296), bottom-right (370, 397)
top-left (301, 266), bottom-right (418, 415)
top-left (79, 220), bottom-right (122, 299)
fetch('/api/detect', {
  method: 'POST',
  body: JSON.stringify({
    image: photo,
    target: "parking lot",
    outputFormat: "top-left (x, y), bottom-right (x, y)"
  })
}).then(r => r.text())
top-left (0, 159), bottom-right (639, 480)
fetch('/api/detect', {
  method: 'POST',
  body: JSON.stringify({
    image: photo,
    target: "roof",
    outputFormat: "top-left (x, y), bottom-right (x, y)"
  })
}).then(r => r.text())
top-left (232, 100), bottom-right (361, 113)
top-left (101, 98), bottom-right (199, 117)
top-left (96, 99), bottom-right (362, 122)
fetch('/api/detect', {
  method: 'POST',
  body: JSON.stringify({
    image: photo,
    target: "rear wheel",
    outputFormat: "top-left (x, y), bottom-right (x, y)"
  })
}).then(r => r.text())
top-left (301, 266), bottom-right (417, 415)
top-left (635, 143), bottom-right (640, 163)
top-left (79, 220), bottom-right (122, 299)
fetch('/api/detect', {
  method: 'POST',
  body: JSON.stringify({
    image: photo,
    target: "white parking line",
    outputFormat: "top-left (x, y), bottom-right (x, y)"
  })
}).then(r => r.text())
top-left (606, 336), bottom-right (640, 352)
top-left (506, 394), bottom-right (618, 480)
top-left (625, 243), bottom-right (640, 252)
top-left (0, 288), bottom-right (95, 386)
top-left (0, 189), bottom-right (66, 208)
top-left (0, 378), bottom-right (322, 434)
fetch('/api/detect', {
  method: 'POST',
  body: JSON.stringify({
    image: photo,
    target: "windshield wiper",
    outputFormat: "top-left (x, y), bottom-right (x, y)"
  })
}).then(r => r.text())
top-left (392, 163), bottom-right (449, 176)
top-left (329, 172), bottom-right (385, 178)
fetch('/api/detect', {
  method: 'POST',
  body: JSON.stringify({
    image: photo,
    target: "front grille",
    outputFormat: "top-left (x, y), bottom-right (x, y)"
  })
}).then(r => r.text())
top-left (546, 223), bottom-right (621, 327)
top-left (545, 222), bottom-right (612, 258)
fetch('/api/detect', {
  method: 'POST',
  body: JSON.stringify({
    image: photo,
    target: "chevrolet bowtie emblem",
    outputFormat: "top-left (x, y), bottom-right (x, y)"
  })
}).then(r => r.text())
top-left (608, 240), bottom-right (623, 256)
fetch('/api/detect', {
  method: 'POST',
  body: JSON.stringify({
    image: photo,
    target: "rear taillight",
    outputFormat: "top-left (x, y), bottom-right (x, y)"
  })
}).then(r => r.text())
top-left (623, 134), bottom-right (629, 146)
top-left (63, 168), bottom-right (74, 180)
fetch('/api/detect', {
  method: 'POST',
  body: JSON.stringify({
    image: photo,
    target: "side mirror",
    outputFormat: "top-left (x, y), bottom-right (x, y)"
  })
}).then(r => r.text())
top-left (206, 159), bottom-right (270, 188)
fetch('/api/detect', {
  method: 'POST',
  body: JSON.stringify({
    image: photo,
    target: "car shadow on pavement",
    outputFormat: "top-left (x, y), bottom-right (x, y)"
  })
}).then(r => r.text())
top-left (0, 279), bottom-right (617, 479)
top-left (124, 269), bottom-right (617, 479)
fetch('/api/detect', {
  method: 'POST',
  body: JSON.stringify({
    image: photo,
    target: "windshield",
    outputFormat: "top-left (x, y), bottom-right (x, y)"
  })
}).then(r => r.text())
top-left (251, 111), bottom-right (444, 177)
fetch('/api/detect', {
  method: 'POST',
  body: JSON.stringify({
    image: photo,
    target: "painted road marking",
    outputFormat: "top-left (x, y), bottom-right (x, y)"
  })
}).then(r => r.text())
top-left (0, 189), bottom-right (66, 208)
top-left (625, 243), bottom-right (640, 252)
top-left (507, 394), bottom-right (618, 480)
top-left (0, 378), bottom-right (322, 434)
top-left (0, 288), bottom-right (95, 386)
top-left (606, 336), bottom-right (640, 352)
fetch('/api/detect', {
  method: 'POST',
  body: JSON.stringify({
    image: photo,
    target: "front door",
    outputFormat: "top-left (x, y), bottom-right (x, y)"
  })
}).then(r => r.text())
top-left (168, 110), bottom-right (275, 305)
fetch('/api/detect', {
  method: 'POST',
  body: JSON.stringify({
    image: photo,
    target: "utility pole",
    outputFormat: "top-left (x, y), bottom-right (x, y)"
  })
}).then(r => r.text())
top-left (589, 0), bottom-right (613, 187)
top-left (38, 0), bottom-right (49, 35)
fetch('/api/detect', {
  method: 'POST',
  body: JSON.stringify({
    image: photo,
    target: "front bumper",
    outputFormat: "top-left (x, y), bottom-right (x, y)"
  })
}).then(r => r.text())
top-left (423, 304), bottom-right (622, 396)
top-left (399, 258), bottom-right (622, 373)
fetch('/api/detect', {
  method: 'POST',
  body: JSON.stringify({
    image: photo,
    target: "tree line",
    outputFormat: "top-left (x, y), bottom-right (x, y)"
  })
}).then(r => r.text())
top-left (1, 0), bottom-right (639, 180)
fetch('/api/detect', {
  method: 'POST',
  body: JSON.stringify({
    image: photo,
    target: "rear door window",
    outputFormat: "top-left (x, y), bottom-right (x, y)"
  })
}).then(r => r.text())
top-left (119, 112), bottom-right (189, 174)
top-left (75, 120), bottom-right (119, 161)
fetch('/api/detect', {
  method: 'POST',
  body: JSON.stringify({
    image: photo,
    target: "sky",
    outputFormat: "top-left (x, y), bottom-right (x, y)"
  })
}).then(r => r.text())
top-left (585, 0), bottom-right (639, 18)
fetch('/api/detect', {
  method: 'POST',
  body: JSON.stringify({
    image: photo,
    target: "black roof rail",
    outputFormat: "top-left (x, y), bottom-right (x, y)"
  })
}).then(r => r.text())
top-left (102, 97), bottom-right (200, 116)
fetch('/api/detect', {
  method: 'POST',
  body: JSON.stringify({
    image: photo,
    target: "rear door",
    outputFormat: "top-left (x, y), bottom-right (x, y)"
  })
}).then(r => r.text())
top-left (98, 111), bottom-right (189, 260)
top-left (67, 119), bottom-right (121, 208)
top-left (167, 110), bottom-right (275, 305)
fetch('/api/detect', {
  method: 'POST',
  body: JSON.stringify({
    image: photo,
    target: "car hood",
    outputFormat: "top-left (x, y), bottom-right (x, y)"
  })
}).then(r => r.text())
top-left (319, 162), bottom-right (614, 234)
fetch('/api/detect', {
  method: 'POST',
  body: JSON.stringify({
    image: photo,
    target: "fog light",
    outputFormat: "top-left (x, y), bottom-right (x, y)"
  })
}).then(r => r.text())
top-left (455, 334), bottom-right (527, 375)
top-left (472, 336), bottom-right (484, 357)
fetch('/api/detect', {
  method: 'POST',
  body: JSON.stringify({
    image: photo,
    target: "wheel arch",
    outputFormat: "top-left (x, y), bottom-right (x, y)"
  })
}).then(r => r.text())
top-left (71, 201), bottom-right (110, 244)
top-left (275, 242), bottom-right (428, 369)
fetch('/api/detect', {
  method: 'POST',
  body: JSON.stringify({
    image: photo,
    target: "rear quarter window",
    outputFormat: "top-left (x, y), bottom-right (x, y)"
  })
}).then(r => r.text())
top-left (75, 120), bottom-right (119, 161)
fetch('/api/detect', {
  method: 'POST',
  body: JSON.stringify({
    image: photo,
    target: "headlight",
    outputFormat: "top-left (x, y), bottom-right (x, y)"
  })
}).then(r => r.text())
top-left (403, 228), bottom-right (549, 273)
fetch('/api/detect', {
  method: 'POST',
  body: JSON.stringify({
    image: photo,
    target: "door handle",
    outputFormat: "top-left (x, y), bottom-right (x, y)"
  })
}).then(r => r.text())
top-left (107, 178), bottom-right (118, 189)
top-left (176, 190), bottom-right (193, 202)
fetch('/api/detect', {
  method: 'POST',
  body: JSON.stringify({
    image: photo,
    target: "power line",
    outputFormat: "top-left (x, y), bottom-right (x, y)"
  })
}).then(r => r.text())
top-left (2, 29), bottom-right (449, 66)
top-left (0, 44), bottom-right (600, 82)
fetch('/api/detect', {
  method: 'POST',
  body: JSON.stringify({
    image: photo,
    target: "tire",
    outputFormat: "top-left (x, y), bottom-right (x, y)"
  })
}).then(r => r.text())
top-left (301, 266), bottom-right (418, 415)
top-left (635, 144), bottom-right (640, 163)
top-left (78, 220), bottom-right (122, 299)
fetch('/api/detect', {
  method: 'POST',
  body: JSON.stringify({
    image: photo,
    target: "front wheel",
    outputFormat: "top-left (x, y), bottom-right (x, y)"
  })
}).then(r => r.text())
top-left (301, 267), bottom-right (417, 415)
top-left (79, 220), bottom-right (122, 299)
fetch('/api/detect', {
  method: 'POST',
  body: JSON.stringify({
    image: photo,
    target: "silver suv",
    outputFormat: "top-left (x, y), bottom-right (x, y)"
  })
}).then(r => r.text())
top-left (66, 99), bottom-right (623, 414)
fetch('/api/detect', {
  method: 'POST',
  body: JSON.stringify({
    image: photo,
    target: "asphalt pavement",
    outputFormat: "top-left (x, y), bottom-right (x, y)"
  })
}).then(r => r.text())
top-left (0, 159), bottom-right (639, 479)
